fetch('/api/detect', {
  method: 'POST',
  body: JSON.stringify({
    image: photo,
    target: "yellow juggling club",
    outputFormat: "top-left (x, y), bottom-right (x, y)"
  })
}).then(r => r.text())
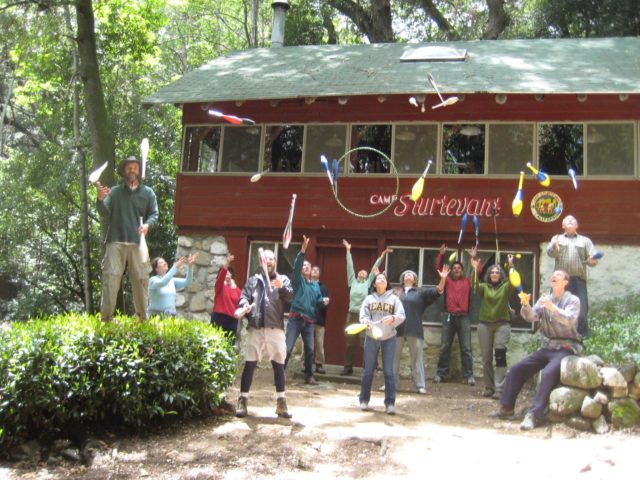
top-left (512, 171), bottom-right (524, 217)
top-left (508, 267), bottom-right (529, 305)
top-left (410, 160), bottom-right (433, 201)
top-left (526, 162), bottom-right (550, 187)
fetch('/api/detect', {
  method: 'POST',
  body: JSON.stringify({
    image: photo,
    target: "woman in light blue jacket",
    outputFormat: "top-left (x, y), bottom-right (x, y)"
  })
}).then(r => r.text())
top-left (358, 273), bottom-right (405, 415)
top-left (148, 253), bottom-right (198, 317)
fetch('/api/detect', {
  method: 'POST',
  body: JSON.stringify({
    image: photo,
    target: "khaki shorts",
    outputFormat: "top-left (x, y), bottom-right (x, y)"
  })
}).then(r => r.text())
top-left (245, 328), bottom-right (287, 364)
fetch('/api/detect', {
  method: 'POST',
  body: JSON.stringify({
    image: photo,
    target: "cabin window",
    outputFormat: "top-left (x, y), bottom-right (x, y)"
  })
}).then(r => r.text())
top-left (488, 124), bottom-right (534, 174)
top-left (265, 125), bottom-right (304, 173)
top-left (394, 124), bottom-right (438, 174)
top-left (304, 125), bottom-right (347, 173)
top-left (349, 124), bottom-right (392, 174)
top-left (219, 126), bottom-right (262, 173)
top-left (386, 246), bottom-right (536, 330)
top-left (247, 241), bottom-right (301, 282)
top-left (538, 124), bottom-right (583, 175)
top-left (442, 124), bottom-right (486, 174)
top-left (586, 123), bottom-right (635, 175)
top-left (182, 126), bottom-right (221, 172)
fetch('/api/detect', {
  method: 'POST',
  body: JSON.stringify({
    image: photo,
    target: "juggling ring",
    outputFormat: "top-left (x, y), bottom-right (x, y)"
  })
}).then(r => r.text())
top-left (330, 146), bottom-right (400, 219)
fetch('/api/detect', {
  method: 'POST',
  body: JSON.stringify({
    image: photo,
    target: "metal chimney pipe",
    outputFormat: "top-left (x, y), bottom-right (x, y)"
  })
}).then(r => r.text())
top-left (271, 0), bottom-right (290, 48)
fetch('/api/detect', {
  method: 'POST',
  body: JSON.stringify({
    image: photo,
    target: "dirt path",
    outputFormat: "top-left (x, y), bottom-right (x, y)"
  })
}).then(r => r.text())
top-left (3, 366), bottom-right (639, 479)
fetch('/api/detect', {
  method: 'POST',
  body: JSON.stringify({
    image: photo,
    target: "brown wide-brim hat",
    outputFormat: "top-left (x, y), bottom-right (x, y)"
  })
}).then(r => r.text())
top-left (117, 156), bottom-right (142, 176)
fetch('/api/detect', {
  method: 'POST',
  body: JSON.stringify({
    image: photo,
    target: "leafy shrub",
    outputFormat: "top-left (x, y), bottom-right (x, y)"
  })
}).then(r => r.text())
top-left (0, 314), bottom-right (237, 448)
top-left (583, 294), bottom-right (640, 365)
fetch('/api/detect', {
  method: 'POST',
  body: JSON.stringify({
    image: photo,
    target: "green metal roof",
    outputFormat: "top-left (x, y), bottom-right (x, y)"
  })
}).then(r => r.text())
top-left (144, 37), bottom-right (640, 105)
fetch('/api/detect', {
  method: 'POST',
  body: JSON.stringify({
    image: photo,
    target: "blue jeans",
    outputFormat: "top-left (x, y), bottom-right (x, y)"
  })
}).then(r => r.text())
top-left (284, 316), bottom-right (315, 378)
top-left (568, 277), bottom-right (589, 337)
top-left (436, 313), bottom-right (474, 379)
top-left (500, 348), bottom-right (572, 421)
top-left (359, 335), bottom-right (397, 407)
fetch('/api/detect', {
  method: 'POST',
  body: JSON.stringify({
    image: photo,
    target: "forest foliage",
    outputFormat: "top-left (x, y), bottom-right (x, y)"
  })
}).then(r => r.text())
top-left (0, 0), bottom-right (638, 321)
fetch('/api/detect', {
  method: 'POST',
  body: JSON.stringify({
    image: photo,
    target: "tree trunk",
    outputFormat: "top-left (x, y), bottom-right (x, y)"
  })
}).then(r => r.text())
top-left (65, 4), bottom-right (94, 313)
top-left (327, 0), bottom-right (394, 43)
top-left (75, 0), bottom-right (114, 243)
top-left (483, 0), bottom-right (509, 39)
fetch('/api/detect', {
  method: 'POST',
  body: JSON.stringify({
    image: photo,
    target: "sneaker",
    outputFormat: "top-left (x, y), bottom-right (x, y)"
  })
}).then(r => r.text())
top-left (417, 387), bottom-right (427, 395)
top-left (482, 388), bottom-right (495, 397)
top-left (385, 404), bottom-right (396, 415)
top-left (276, 398), bottom-right (292, 419)
top-left (235, 397), bottom-right (248, 418)
top-left (520, 412), bottom-right (538, 431)
top-left (467, 376), bottom-right (476, 386)
top-left (433, 375), bottom-right (442, 384)
top-left (315, 364), bottom-right (326, 374)
top-left (305, 376), bottom-right (318, 385)
top-left (359, 402), bottom-right (369, 411)
top-left (378, 384), bottom-right (385, 392)
top-left (488, 407), bottom-right (515, 419)
top-left (340, 367), bottom-right (353, 376)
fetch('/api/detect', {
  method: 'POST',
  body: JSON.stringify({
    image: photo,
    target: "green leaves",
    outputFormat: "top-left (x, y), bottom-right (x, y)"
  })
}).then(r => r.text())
top-left (0, 313), bottom-right (237, 448)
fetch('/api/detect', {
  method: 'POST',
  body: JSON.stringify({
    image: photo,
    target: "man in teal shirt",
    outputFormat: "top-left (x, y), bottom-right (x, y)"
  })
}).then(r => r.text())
top-left (341, 239), bottom-right (390, 375)
top-left (96, 156), bottom-right (158, 322)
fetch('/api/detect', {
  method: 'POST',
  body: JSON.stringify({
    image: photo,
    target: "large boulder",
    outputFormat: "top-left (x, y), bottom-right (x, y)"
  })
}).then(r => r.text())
top-left (549, 386), bottom-right (588, 416)
top-left (592, 415), bottom-right (610, 434)
top-left (601, 367), bottom-right (629, 398)
top-left (608, 398), bottom-right (640, 428)
top-left (630, 372), bottom-right (640, 400)
top-left (560, 356), bottom-right (602, 389)
top-left (618, 363), bottom-right (638, 383)
top-left (581, 395), bottom-right (603, 419)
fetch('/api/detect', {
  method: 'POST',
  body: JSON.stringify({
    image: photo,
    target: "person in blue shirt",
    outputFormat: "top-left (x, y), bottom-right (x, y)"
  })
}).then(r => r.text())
top-left (148, 253), bottom-right (198, 317)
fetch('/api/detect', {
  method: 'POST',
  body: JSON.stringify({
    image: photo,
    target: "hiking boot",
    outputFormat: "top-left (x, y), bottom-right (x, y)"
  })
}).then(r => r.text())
top-left (276, 398), bottom-right (292, 419)
top-left (359, 402), bottom-right (369, 411)
top-left (385, 404), bottom-right (396, 415)
top-left (340, 366), bottom-right (353, 376)
top-left (235, 397), bottom-right (248, 418)
top-left (520, 412), bottom-right (539, 431)
top-left (305, 376), bottom-right (318, 385)
top-left (218, 397), bottom-right (236, 414)
top-left (433, 375), bottom-right (442, 384)
top-left (315, 364), bottom-right (326, 374)
top-left (467, 376), bottom-right (476, 386)
top-left (482, 388), bottom-right (495, 397)
top-left (489, 406), bottom-right (515, 419)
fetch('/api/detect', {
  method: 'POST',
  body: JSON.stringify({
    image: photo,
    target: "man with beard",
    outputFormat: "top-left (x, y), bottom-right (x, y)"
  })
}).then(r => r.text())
top-left (234, 249), bottom-right (294, 418)
top-left (96, 156), bottom-right (158, 322)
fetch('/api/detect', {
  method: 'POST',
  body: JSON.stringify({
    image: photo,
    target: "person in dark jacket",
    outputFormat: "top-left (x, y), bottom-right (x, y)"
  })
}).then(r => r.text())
top-left (96, 156), bottom-right (158, 322)
top-left (311, 265), bottom-right (330, 375)
top-left (393, 265), bottom-right (448, 394)
top-left (234, 249), bottom-right (294, 419)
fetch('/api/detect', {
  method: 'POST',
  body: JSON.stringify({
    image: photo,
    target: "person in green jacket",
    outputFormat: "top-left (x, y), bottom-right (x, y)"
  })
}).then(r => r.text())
top-left (340, 239), bottom-right (391, 376)
top-left (96, 156), bottom-right (158, 322)
top-left (471, 254), bottom-right (514, 398)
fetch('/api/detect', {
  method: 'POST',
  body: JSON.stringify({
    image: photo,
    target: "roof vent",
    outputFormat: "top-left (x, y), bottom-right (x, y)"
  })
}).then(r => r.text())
top-left (400, 46), bottom-right (467, 62)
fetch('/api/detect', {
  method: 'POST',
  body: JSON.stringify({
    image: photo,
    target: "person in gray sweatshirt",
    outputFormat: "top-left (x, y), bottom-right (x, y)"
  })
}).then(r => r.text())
top-left (358, 272), bottom-right (405, 415)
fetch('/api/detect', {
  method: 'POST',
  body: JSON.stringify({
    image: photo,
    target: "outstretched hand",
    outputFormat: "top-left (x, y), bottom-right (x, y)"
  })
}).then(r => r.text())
top-left (438, 264), bottom-right (450, 278)
top-left (342, 239), bottom-right (351, 252)
top-left (301, 235), bottom-right (310, 254)
top-left (439, 243), bottom-right (447, 255)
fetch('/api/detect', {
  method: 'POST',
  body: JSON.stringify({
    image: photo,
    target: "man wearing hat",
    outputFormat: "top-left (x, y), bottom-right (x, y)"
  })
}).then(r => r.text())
top-left (96, 156), bottom-right (158, 322)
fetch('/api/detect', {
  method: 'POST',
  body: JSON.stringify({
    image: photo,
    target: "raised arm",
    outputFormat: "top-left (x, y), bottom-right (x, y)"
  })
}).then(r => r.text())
top-left (343, 239), bottom-right (356, 286)
top-left (367, 247), bottom-right (391, 284)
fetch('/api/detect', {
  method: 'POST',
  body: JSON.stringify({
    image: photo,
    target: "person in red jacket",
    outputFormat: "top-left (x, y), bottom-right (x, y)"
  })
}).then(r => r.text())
top-left (211, 254), bottom-right (242, 342)
top-left (434, 243), bottom-right (481, 386)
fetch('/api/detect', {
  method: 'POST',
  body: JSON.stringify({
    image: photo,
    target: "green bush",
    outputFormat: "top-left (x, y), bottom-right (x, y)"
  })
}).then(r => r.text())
top-left (584, 294), bottom-right (640, 365)
top-left (0, 314), bottom-right (237, 448)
